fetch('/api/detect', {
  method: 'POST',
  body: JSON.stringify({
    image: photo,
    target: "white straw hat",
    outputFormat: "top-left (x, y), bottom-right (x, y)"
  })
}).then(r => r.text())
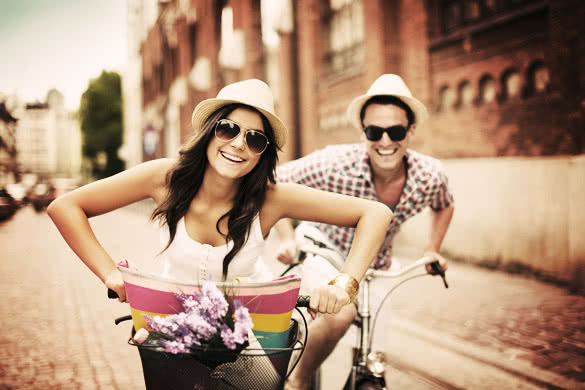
top-left (191, 79), bottom-right (288, 149)
top-left (346, 74), bottom-right (429, 130)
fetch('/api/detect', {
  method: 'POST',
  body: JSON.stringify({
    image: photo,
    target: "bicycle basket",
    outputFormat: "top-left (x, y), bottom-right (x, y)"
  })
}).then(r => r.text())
top-left (133, 318), bottom-right (302, 390)
top-left (117, 265), bottom-right (305, 389)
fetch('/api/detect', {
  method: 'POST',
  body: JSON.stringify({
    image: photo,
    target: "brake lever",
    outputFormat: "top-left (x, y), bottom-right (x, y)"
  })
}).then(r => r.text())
top-left (430, 261), bottom-right (449, 289)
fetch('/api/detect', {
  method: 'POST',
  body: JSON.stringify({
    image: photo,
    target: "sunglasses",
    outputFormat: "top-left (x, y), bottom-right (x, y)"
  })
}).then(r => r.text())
top-left (363, 125), bottom-right (409, 142)
top-left (214, 118), bottom-right (270, 155)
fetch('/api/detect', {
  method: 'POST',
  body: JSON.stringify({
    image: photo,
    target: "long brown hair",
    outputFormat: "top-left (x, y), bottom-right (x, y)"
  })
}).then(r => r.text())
top-left (151, 104), bottom-right (279, 279)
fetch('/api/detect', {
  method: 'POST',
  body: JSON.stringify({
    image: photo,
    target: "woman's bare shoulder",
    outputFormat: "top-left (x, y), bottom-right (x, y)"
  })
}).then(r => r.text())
top-left (137, 158), bottom-right (177, 199)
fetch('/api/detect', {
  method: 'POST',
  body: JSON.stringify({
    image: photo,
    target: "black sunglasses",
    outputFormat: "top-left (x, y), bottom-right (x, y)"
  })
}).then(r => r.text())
top-left (363, 125), bottom-right (409, 142)
top-left (214, 119), bottom-right (270, 155)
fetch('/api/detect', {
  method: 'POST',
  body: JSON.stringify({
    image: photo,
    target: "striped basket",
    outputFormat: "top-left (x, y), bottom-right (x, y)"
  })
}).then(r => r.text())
top-left (118, 264), bottom-right (303, 389)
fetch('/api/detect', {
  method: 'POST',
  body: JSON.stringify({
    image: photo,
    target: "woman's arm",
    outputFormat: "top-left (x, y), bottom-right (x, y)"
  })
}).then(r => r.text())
top-left (47, 158), bottom-right (173, 301)
top-left (262, 182), bottom-right (393, 313)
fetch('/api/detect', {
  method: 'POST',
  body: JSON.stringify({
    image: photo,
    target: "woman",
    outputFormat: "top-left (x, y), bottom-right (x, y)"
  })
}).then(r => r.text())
top-left (48, 79), bottom-right (393, 316)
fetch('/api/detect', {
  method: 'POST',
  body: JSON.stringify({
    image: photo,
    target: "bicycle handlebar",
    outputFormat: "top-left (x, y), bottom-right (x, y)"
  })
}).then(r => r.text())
top-left (297, 243), bottom-right (449, 288)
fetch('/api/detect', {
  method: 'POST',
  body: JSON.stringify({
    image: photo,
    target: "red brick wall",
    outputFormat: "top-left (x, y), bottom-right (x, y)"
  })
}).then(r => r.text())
top-left (295, 0), bottom-right (322, 156)
top-left (139, 0), bottom-right (585, 161)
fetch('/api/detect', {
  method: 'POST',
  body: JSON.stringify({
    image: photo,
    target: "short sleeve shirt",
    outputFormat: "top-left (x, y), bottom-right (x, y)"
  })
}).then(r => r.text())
top-left (276, 143), bottom-right (454, 269)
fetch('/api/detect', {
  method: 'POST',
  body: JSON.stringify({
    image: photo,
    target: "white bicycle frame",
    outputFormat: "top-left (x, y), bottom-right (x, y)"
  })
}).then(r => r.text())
top-left (292, 242), bottom-right (447, 390)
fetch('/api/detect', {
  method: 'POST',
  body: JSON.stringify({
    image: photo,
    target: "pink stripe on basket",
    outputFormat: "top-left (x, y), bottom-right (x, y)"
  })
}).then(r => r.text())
top-left (125, 282), bottom-right (183, 314)
top-left (119, 268), bottom-right (301, 296)
top-left (125, 281), bottom-right (300, 315)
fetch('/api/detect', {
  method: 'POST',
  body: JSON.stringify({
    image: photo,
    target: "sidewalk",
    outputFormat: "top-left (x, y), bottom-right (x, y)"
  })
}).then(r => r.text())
top-left (370, 257), bottom-right (585, 389)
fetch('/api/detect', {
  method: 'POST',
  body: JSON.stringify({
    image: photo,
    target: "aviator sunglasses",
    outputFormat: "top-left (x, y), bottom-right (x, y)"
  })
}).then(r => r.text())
top-left (363, 125), bottom-right (409, 142)
top-left (214, 118), bottom-right (270, 155)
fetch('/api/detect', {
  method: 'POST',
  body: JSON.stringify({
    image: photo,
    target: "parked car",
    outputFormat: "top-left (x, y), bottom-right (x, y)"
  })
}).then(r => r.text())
top-left (29, 183), bottom-right (56, 212)
top-left (0, 188), bottom-right (18, 222)
top-left (5, 183), bottom-right (28, 207)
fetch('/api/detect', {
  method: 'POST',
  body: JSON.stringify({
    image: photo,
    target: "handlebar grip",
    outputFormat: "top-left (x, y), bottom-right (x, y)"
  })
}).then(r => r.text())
top-left (114, 315), bottom-right (133, 325)
top-left (430, 261), bottom-right (449, 289)
top-left (108, 288), bottom-right (119, 299)
top-left (296, 295), bottom-right (311, 308)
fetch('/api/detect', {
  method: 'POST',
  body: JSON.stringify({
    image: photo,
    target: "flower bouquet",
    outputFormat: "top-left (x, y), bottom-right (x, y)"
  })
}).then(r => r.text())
top-left (135, 281), bottom-right (254, 370)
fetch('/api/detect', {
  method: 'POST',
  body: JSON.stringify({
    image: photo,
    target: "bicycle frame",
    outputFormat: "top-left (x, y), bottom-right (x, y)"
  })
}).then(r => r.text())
top-left (285, 242), bottom-right (448, 390)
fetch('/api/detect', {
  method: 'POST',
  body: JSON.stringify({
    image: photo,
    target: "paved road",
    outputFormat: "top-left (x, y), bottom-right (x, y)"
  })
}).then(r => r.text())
top-left (1, 205), bottom-right (584, 389)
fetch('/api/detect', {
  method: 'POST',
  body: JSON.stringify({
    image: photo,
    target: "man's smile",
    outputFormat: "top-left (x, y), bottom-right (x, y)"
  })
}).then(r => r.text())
top-left (376, 147), bottom-right (399, 156)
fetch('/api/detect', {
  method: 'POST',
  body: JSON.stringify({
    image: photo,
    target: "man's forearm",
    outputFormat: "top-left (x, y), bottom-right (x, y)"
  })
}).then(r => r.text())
top-left (426, 206), bottom-right (454, 253)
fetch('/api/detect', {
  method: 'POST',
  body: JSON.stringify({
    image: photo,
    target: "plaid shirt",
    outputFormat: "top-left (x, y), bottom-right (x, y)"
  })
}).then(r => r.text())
top-left (276, 143), bottom-right (454, 269)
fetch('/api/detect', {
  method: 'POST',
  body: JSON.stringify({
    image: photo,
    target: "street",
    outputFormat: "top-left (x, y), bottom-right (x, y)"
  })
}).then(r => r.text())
top-left (1, 205), bottom-right (585, 389)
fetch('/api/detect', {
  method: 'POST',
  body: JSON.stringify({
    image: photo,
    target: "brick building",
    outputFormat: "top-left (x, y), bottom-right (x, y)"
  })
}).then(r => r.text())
top-left (134, 0), bottom-right (585, 162)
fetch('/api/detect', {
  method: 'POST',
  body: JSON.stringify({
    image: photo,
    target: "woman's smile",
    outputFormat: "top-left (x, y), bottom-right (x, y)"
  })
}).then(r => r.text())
top-left (219, 151), bottom-right (245, 163)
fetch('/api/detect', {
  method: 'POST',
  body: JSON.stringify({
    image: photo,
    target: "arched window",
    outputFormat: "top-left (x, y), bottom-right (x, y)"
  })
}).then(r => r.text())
top-left (437, 85), bottom-right (455, 112)
top-left (526, 60), bottom-right (550, 95)
top-left (456, 80), bottom-right (474, 108)
top-left (501, 68), bottom-right (522, 101)
top-left (323, 0), bottom-right (365, 75)
top-left (478, 74), bottom-right (496, 104)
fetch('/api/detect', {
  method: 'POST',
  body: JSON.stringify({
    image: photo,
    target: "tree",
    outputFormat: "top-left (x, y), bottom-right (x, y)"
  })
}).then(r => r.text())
top-left (79, 70), bottom-right (125, 179)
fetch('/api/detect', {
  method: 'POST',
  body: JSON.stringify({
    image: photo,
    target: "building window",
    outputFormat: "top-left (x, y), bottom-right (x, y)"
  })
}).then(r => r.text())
top-left (437, 85), bottom-right (455, 112)
top-left (478, 74), bottom-right (496, 104)
top-left (219, 6), bottom-right (245, 70)
top-left (189, 23), bottom-right (197, 67)
top-left (526, 60), bottom-right (550, 95)
top-left (442, 1), bottom-right (462, 33)
top-left (462, 0), bottom-right (481, 23)
top-left (456, 80), bottom-right (474, 108)
top-left (323, 0), bottom-right (365, 75)
top-left (440, 0), bottom-right (542, 35)
top-left (501, 68), bottom-right (521, 100)
top-left (484, 0), bottom-right (498, 13)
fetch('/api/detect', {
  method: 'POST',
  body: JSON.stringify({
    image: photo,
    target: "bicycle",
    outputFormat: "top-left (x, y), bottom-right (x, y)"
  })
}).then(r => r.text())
top-left (281, 236), bottom-right (449, 390)
top-left (108, 273), bottom-right (312, 390)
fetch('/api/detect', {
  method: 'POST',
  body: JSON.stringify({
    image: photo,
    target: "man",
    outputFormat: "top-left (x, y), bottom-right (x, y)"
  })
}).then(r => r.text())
top-left (276, 74), bottom-right (455, 390)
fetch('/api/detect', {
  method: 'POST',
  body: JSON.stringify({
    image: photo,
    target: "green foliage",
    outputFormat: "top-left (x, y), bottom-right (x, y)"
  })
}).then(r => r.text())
top-left (79, 71), bottom-right (125, 179)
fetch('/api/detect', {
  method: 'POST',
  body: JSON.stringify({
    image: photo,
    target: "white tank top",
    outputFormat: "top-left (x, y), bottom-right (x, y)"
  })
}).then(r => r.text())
top-left (159, 215), bottom-right (271, 283)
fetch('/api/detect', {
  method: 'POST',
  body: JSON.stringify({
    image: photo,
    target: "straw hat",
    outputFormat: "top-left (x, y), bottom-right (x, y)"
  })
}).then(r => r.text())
top-left (191, 79), bottom-right (287, 149)
top-left (346, 74), bottom-right (429, 130)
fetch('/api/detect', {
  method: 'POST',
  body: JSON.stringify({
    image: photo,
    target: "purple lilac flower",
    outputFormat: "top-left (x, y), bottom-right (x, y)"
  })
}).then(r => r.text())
top-left (163, 340), bottom-right (188, 354)
top-left (142, 281), bottom-right (254, 353)
top-left (220, 325), bottom-right (237, 350)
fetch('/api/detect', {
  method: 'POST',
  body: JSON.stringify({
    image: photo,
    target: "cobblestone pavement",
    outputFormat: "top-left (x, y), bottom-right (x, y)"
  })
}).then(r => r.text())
top-left (1, 205), bottom-right (585, 389)
top-left (378, 257), bottom-right (585, 387)
top-left (0, 206), bottom-right (155, 390)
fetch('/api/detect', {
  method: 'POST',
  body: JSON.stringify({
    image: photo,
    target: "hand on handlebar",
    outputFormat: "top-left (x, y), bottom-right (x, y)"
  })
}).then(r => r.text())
top-left (307, 284), bottom-right (350, 320)
top-left (105, 269), bottom-right (127, 303)
top-left (423, 251), bottom-right (448, 275)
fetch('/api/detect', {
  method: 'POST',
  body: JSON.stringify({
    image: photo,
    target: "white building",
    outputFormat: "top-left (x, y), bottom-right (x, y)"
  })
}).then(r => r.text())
top-left (15, 89), bottom-right (82, 178)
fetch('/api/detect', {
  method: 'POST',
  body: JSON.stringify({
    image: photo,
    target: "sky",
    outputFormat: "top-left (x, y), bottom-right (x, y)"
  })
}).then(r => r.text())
top-left (0, 0), bottom-right (128, 110)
